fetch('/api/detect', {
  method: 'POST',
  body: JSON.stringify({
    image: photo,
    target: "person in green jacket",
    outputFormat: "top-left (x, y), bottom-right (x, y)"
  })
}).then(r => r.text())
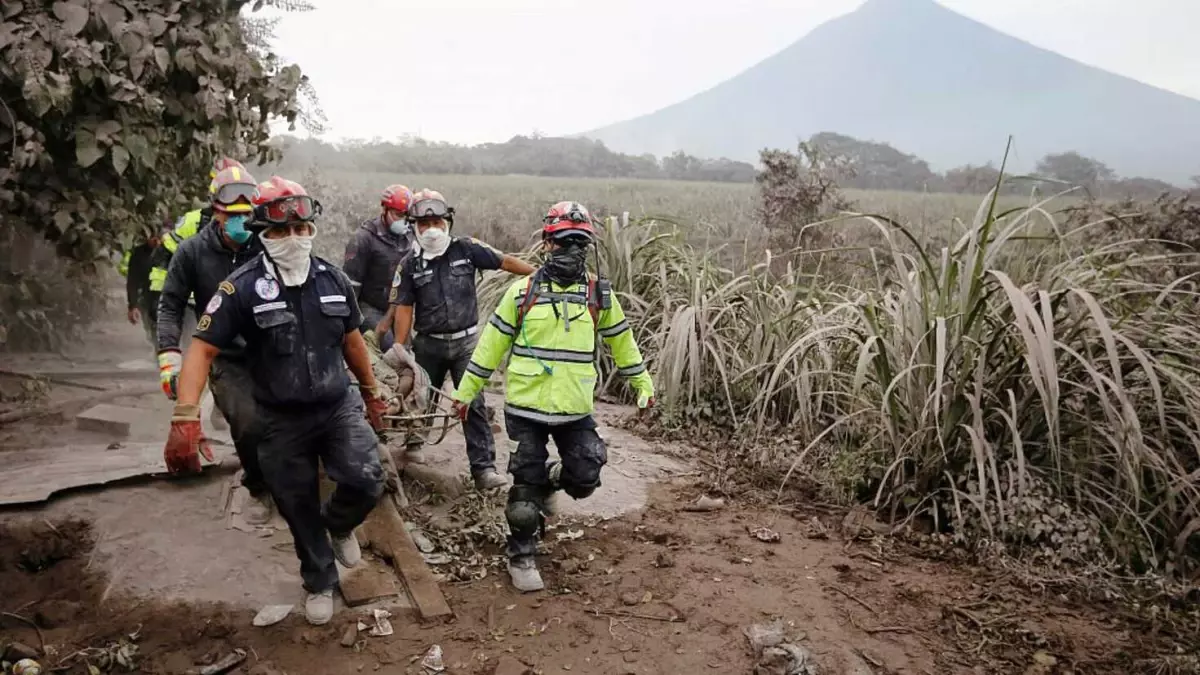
top-left (450, 201), bottom-right (655, 592)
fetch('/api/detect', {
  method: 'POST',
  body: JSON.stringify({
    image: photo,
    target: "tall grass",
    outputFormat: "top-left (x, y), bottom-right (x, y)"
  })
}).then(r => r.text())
top-left (527, 192), bottom-right (1200, 572)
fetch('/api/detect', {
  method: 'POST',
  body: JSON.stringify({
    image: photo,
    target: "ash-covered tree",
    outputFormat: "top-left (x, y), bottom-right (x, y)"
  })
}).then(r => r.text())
top-left (0, 0), bottom-right (314, 261)
top-left (1035, 151), bottom-right (1115, 189)
top-left (756, 141), bottom-right (855, 254)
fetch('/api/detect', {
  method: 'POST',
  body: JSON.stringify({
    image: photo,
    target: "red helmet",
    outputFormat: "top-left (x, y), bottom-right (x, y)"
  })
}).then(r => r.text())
top-left (209, 166), bottom-right (257, 214)
top-left (252, 176), bottom-right (322, 226)
top-left (210, 157), bottom-right (246, 180)
top-left (542, 201), bottom-right (595, 240)
top-left (408, 189), bottom-right (452, 221)
top-left (380, 184), bottom-right (413, 213)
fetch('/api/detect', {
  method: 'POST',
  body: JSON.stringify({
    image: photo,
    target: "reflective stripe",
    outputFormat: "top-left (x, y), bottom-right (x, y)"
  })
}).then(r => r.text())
top-left (320, 295), bottom-right (346, 303)
top-left (598, 319), bottom-right (630, 338)
top-left (417, 325), bottom-right (479, 341)
top-left (449, 259), bottom-right (471, 267)
top-left (163, 231), bottom-right (181, 253)
top-left (253, 301), bottom-right (288, 313)
top-left (466, 361), bottom-right (494, 379)
top-left (348, 280), bottom-right (363, 287)
top-left (504, 403), bottom-right (590, 425)
top-left (148, 267), bottom-right (168, 292)
top-left (617, 362), bottom-right (646, 377)
top-left (489, 314), bottom-right (516, 336)
top-left (511, 345), bottom-right (594, 364)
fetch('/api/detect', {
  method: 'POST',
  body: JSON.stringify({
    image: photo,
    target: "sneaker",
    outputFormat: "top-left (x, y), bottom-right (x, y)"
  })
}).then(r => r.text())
top-left (331, 531), bottom-right (361, 568)
top-left (473, 468), bottom-right (508, 490)
top-left (507, 557), bottom-right (544, 593)
top-left (304, 589), bottom-right (334, 625)
top-left (243, 491), bottom-right (274, 526)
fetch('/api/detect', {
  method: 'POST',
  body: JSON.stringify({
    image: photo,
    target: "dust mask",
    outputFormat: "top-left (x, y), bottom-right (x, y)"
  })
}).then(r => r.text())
top-left (261, 226), bottom-right (317, 286)
top-left (417, 226), bottom-right (451, 259)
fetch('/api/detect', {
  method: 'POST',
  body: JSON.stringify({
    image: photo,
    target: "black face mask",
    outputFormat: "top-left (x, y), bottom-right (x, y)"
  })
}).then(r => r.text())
top-left (543, 243), bottom-right (589, 285)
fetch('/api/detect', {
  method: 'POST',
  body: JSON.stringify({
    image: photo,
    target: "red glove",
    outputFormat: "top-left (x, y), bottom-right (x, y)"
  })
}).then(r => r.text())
top-left (361, 385), bottom-right (389, 432)
top-left (451, 400), bottom-right (469, 422)
top-left (164, 404), bottom-right (214, 474)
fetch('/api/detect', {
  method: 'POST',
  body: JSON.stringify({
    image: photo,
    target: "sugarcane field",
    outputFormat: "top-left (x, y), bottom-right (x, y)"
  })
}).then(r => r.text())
top-left (2, 1), bottom-right (1200, 674)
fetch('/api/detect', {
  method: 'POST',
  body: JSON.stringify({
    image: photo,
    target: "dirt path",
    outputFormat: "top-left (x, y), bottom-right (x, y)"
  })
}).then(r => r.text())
top-left (0, 316), bottom-right (1181, 674)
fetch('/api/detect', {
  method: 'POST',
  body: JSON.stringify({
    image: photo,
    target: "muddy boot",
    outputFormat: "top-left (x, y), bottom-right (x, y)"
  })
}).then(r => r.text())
top-left (243, 490), bottom-right (274, 526)
top-left (331, 530), bottom-right (361, 568)
top-left (473, 468), bottom-right (508, 490)
top-left (304, 589), bottom-right (334, 625)
top-left (508, 556), bottom-right (544, 593)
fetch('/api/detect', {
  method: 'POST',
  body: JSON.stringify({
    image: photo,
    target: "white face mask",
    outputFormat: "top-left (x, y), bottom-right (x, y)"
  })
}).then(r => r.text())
top-left (261, 226), bottom-right (317, 286)
top-left (417, 226), bottom-right (451, 259)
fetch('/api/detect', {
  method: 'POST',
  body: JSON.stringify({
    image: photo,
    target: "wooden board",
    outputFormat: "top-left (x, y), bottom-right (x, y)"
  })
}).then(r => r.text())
top-left (76, 404), bottom-right (144, 436)
top-left (361, 498), bottom-right (453, 620)
top-left (0, 442), bottom-right (229, 506)
top-left (337, 557), bottom-right (405, 607)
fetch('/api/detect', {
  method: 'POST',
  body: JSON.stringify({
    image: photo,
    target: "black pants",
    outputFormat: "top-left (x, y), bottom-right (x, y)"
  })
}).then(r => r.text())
top-left (257, 389), bottom-right (385, 592)
top-left (412, 332), bottom-right (495, 475)
top-left (504, 413), bottom-right (607, 559)
top-left (208, 356), bottom-right (267, 494)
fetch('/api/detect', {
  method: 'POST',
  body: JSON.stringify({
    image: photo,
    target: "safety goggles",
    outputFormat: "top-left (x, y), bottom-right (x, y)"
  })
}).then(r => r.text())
top-left (409, 198), bottom-right (450, 219)
top-left (213, 182), bottom-right (257, 206)
top-left (254, 195), bottom-right (322, 226)
top-left (544, 210), bottom-right (590, 226)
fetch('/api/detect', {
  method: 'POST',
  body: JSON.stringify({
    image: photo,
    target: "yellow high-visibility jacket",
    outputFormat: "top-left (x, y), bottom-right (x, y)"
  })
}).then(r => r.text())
top-left (148, 209), bottom-right (204, 292)
top-left (453, 275), bottom-right (654, 424)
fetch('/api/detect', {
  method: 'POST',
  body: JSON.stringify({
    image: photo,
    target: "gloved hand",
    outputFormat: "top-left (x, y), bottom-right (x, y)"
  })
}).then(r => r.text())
top-left (164, 403), bottom-right (214, 474)
top-left (451, 399), bottom-right (469, 422)
top-left (637, 390), bottom-right (655, 410)
top-left (158, 350), bottom-right (182, 400)
top-left (362, 330), bottom-right (380, 351)
top-left (361, 384), bottom-right (389, 432)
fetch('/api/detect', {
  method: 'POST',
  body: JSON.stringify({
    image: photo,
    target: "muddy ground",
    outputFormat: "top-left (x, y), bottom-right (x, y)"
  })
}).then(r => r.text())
top-left (0, 310), bottom-right (1193, 674)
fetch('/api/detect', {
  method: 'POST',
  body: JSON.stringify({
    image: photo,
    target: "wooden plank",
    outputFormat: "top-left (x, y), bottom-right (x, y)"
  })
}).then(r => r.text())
top-left (0, 442), bottom-right (230, 506)
top-left (361, 498), bottom-right (452, 620)
top-left (337, 558), bottom-right (404, 607)
top-left (75, 404), bottom-right (145, 436)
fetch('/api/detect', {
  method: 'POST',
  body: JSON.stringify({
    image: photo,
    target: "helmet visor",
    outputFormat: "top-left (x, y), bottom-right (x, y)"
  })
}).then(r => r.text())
top-left (256, 195), bottom-right (320, 226)
top-left (409, 198), bottom-right (449, 219)
top-left (214, 182), bottom-right (257, 206)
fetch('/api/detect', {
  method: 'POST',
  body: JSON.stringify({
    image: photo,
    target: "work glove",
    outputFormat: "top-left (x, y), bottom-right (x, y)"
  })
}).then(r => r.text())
top-left (361, 384), bottom-right (389, 432)
top-left (451, 399), bottom-right (469, 422)
top-left (164, 403), bottom-right (214, 475)
top-left (362, 330), bottom-right (380, 352)
top-left (636, 390), bottom-right (655, 410)
top-left (158, 350), bottom-right (182, 400)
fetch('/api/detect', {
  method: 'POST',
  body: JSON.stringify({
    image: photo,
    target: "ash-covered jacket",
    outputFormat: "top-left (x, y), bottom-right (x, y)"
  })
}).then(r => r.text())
top-left (156, 221), bottom-right (261, 358)
top-left (343, 216), bottom-right (415, 313)
top-left (452, 274), bottom-right (654, 424)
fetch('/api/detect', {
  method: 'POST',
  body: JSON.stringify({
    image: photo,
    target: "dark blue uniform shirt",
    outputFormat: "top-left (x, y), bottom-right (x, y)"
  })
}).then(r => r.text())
top-left (194, 254), bottom-right (363, 409)
top-left (389, 237), bottom-right (503, 335)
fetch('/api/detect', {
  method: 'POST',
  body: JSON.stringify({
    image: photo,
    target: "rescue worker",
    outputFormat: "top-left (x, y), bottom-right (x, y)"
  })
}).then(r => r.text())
top-left (390, 189), bottom-right (535, 485)
top-left (450, 201), bottom-right (655, 592)
top-left (119, 219), bottom-right (170, 348)
top-left (156, 165), bottom-right (272, 524)
top-left (344, 184), bottom-right (417, 352)
top-left (163, 176), bottom-right (388, 626)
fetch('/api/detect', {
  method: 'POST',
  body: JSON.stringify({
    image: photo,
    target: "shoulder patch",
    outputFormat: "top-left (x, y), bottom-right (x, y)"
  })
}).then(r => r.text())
top-left (218, 281), bottom-right (235, 295)
top-left (205, 295), bottom-right (222, 314)
top-left (197, 315), bottom-right (212, 332)
top-left (254, 277), bottom-right (280, 301)
top-left (389, 287), bottom-right (398, 302)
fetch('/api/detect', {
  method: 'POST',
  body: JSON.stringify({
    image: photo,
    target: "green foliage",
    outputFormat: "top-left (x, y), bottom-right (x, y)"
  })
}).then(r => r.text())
top-left (0, 0), bottom-right (308, 261)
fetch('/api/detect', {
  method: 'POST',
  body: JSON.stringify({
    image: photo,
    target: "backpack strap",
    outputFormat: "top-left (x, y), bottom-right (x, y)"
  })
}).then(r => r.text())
top-left (514, 273), bottom-right (542, 336)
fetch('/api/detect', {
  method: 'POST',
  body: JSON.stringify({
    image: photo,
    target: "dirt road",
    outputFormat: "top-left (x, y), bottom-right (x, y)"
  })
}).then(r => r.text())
top-left (0, 316), bottom-right (1181, 674)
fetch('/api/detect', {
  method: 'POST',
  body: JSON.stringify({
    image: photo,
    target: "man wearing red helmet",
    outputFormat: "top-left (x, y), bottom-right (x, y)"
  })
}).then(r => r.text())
top-left (165, 176), bottom-right (388, 626)
top-left (450, 201), bottom-right (655, 592)
top-left (155, 165), bottom-right (273, 523)
top-left (343, 184), bottom-right (417, 352)
top-left (389, 189), bottom-right (535, 486)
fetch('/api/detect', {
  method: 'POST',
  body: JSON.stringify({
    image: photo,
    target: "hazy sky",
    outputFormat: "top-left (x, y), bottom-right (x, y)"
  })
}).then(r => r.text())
top-left (267, 0), bottom-right (1199, 146)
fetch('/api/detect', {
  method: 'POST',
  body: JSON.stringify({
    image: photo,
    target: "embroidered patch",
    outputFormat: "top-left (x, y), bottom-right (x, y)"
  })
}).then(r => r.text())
top-left (389, 287), bottom-right (398, 302)
top-left (197, 315), bottom-right (211, 331)
top-left (205, 295), bottom-right (222, 314)
top-left (319, 294), bottom-right (346, 304)
top-left (255, 277), bottom-right (280, 300)
top-left (218, 281), bottom-right (235, 295)
top-left (253, 301), bottom-right (288, 314)
top-left (392, 269), bottom-right (402, 287)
